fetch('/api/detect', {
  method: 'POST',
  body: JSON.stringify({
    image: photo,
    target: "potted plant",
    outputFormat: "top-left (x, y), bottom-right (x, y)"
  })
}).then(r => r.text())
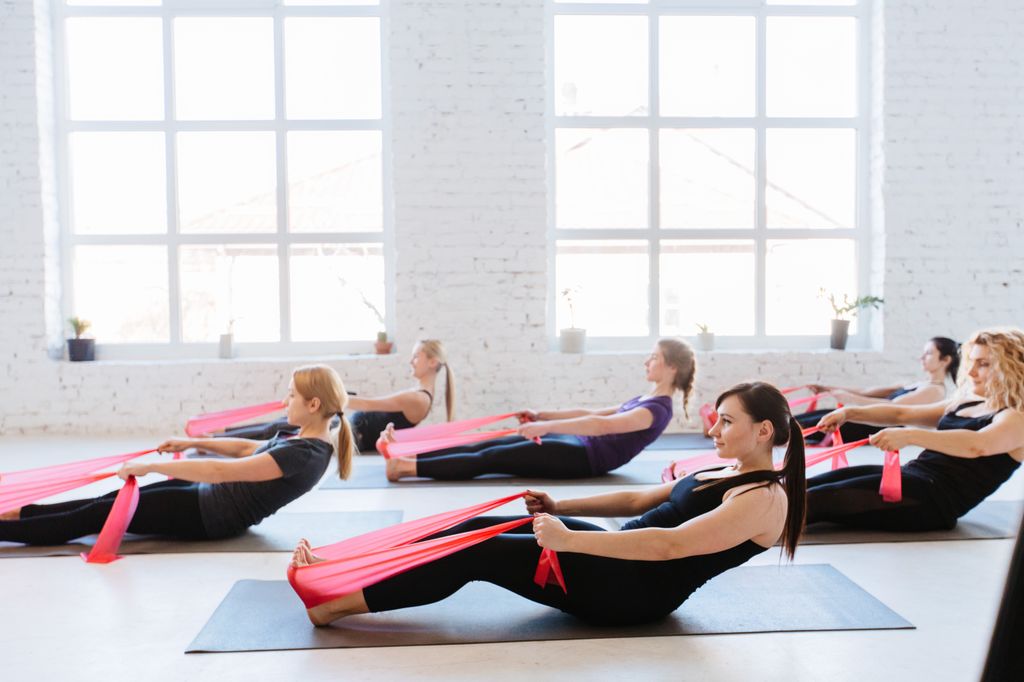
top-left (695, 323), bottom-right (714, 351)
top-left (824, 292), bottom-right (884, 350)
top-left (67, 316), bottom-right (95, 362)
top-left (219, 319), bottom-right (235, 359)
top-left (558, 286), bottom-right (586, 353)
top-left (375, 330), bottom-right (394, 355)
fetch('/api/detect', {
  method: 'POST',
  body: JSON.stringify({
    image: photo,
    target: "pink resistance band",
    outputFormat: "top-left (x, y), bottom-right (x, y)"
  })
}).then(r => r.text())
top-left (376, 413), bottom-right (540, 459)
top-left (82, 475), bottom-right (140, 564)
top-left (288, 491), bottom-right (564, 609)
top-left (185, 400), bottom-right (284, 437)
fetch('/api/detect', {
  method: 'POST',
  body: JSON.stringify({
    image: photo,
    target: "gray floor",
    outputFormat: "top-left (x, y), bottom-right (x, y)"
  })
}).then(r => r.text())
top-left (1, 436), bottom-right (1020, 681)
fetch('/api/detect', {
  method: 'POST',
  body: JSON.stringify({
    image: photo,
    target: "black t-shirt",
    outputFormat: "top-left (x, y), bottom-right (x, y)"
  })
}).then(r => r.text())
top-left (197, 435), bottom-right (333, 538)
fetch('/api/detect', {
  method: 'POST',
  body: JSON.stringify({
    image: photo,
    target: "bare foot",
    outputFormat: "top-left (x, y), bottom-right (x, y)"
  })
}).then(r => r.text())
top-left (290, 538), bottom-right (325, 568)
top-left (385, 455), bottom-right (417, 482)
top-left (0, 508), bottom-right (21, 521)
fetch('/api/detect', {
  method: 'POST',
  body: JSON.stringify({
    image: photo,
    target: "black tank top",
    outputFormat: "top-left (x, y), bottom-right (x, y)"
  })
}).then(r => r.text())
top-left (886, 386), bottom-right (914, 400)
top-left (620, 468), bottom-right (781, 607)
top-left (905, 401), bottom-right (1019, 517)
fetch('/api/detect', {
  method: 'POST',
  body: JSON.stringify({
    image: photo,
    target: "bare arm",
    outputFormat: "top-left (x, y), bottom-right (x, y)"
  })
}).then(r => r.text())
top-left (810, 383), bottom-right (903, 399)
top-left (818, 400), bottom-right (952, 431)
top-left (534, 486), bottom-right (783, 561)
top-left (157, 437), bottom-right (263, 458)
top-left (347, 390), bottom-right (431, 421)
top-left (532, 405), bottom-right (621, 420)
top-left (119, 453), bottom-right (285, 484)
top-left (526, 482), bottom-right (674, 518)
top-left (519, 406), bottom-right (655, 439)
top-left (870, 409), bottom-right (1024, 459)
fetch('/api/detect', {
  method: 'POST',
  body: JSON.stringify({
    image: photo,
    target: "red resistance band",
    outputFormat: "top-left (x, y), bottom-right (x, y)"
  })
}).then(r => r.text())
top-left (288, 491), bottom-right (565, 609)
top-left (185, 400), bottom-right (284, 437)
top-left (1, 449), bottom-right (156, 563)
top-left (377, 413), bottom-right (540, 459)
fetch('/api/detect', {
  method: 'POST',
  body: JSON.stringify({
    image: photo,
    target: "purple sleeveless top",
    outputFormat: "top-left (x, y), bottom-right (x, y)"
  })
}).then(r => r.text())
top-left (579, 395), bottom-right (674, 475)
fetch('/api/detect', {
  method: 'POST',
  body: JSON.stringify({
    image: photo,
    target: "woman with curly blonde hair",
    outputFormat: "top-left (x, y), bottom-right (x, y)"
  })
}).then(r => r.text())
top-left (806, 327), bottom-right (1024, 532)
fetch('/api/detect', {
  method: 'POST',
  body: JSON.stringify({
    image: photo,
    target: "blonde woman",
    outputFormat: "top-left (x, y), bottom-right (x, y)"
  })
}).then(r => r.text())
top-left (0, 365), bottom-right (354, 544)
top-left (220, 340), bottom-right (455, 453)
top-left (808, 328), bottom-right (1024, 531)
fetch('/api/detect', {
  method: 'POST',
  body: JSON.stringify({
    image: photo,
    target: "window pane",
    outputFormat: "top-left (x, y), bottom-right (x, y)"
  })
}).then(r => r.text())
top-left (73, 246), bottom-right (168, 342)
top-left (177, 132), bottom-right (277, 233)
top-left (285, 18), bottom-right (381, 120)
top-left (767, 17), bottom-right (857, 117)
top-left (766, 239), bottom-right (857, 335)
top-left (290, 244), bottom-right (385, 342)
top-left (660, 17), bottom-right (754, 117)
top-left (555, 15), bottom-right (648, 117)
top-left (70, 132), bottom-right (166, 234)
top-left (174, 18), bottom-right (274, 120)
top-left (285, 1), bottom-right (379, 5)
top-left (660, 240), bottom-right (754, 336)
top-left (556, 241), bottom-right (648, 336)
top-left (66, 18), bottom-right (163, 120)
top-left (556, 128), bottom-right (648, 229)
top-left (179, 245), bottom-right (279, 343)
top-left (660, 129), bottom-right (754, 229)
top-left (288, 131), bottom-right (382, 233)
top-left (766, 129), bottom-right (855, 229)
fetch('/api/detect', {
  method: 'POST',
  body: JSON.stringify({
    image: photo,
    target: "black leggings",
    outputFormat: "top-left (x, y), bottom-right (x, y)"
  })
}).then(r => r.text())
top-left (797, 409), bottom-right (884, 443)
top-left (414, 434), bottom-right (593, 480)
top-left (807, 465), bottom-right (956, 531)
top-left (362, 516), bottom-right (685, 625)
top-left (221, 418), bottom-right (296, 441)
top-left (0, 479), bottom-right (209, 546)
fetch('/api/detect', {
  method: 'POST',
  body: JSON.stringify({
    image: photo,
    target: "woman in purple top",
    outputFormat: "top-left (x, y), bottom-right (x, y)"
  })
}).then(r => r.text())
top-left (382, 338), bottom-right (696, 481)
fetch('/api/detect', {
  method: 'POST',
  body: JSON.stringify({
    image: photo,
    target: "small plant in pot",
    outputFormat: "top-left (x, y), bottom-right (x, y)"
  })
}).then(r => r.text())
top-left (823, 291), bottom-right (884, 350)
top-left (695, 323), bottom-right (714, 351)
top-left (67, 316), bottom-right (95, 362)
top-left (558, 286), bottom-right (586, 353)
top-left (375, 330), bottom-right (394, 355)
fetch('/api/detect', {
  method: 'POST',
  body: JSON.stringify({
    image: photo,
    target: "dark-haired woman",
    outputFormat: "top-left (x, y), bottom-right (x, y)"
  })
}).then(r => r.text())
top-left (382, 338), bottom-right (695, 482)
top-left (807, 328), bottom-right (1024, 532)
top-left (797, 336), bottom-right (959, 442)
top-left (290, 381), bottom-right (806, 627)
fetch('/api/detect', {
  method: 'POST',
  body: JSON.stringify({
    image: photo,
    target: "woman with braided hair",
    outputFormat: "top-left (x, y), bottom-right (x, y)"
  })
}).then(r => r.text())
top-left (382, 338), bottom-right (695, 481)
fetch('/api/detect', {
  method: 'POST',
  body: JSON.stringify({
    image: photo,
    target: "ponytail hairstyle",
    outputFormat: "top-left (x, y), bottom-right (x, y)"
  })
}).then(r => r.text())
top-left (291, 364), bottom-right (355, 480)
top-left (418, 339), bottom-right (456, 421)
top-left (657, 337), bottom-right (696, 419)
top-left (929, 336), bottom-right (961, 383)
top-left (713, 382), bottom-right (806, 560)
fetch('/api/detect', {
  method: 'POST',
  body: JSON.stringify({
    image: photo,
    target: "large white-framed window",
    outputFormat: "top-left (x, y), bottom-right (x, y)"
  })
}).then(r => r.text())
top-left (54, 0), bottom-right (390, 359)
top-left (548, 0), bottom-right (872, 351)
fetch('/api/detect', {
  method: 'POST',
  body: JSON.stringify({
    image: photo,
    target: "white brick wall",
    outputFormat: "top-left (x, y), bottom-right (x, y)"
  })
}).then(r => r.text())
top-left (1, 0), bottom-right (1022, 437)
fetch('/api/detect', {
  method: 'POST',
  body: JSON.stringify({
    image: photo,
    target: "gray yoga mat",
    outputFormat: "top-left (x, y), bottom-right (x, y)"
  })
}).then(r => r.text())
top-left (603, 500), bottom-right (1023, 543)
top-left (800, 500), bottom-right (1022, 545)
top-left (186, 563), bottom-right (912, 653)
top-left (321, 459), bottom-right (670, 490)
top-left (647, 432), bottom-right (714, 450)
top-left (0, 510), bottom-right (403, 559)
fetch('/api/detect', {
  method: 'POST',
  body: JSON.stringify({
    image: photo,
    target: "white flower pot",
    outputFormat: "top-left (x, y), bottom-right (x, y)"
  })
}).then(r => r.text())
top-left (559, 328), bottom-right (586, 354)
top-left (697, 332), bottom-right (715, 351)
top-left (219, 333), bottom-right (234, 359)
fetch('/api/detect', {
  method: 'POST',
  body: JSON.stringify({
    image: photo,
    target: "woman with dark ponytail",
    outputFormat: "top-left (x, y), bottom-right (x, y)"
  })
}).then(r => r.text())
top-left (290, 381), bottom-right (807, 627)
top-left (798, 336), bottom-right (960, 443)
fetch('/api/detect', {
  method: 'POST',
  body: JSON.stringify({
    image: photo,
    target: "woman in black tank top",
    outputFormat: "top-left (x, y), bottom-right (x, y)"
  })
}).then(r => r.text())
top-left (290, 382), bottom-right (808, 627)
top-left (220, 339), bottom-right (457, 453)
top-left (798, 336), bottom-right (959, 443)
top-left (807, 328), bottom-right (1024, 532)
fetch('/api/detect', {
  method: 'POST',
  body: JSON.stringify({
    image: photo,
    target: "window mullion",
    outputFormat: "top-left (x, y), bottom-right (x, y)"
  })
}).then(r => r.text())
top-left (754, 9), bottom-right (767, 341)
top-left (165, 12), bottom-right (182, 345)
top-left (274, 11), bottom-right (291, 344)
top-left (648, 8), bottom-right (660, 341)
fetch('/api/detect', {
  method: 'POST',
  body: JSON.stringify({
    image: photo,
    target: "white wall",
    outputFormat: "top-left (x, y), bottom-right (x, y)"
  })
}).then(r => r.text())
top-left (1, 0), bottom-right (1022, 436)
